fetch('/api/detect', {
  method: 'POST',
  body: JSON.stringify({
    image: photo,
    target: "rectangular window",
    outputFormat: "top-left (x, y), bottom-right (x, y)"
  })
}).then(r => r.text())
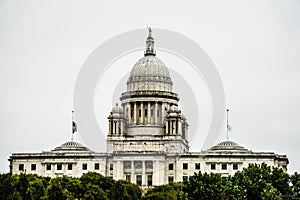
top-left (183, 163), bottom-right (188, 170)
top-left (19, 164), bottom-right (24, 171)
top-left (147, 174), bottom-right (153, 186)
top-left (233, 163), bottom-right (238, 170)
top-left (110, 163), bottom-right (113, 170)
top-left (124, 161), bottom-right (131, 169)
top-left (183, 176), bottom-right (188, 182)
top-left (145, 109), bottom-right (148, 117)
top-left (68, 163), bottom-right (73, 170)
top-left (46, 164), bottom-right (51, 171)
top-left (126, 174), bottom-right (131, 182)
top-left (222, 163), bottom-right (227, 170)
top-left (136, 175), bottom-right (142, 186)
top-left (168, 176), bottom-right (174, 183)
top-left (82, 163), bottom-right (87, 170)
top-left (31, 164), bottom-right (36, 171)
top-left (57, 163), bottom-right (62, 170)
top-left (157, 109), bottom-right (160, 117)
top-left (195, 163), bottom-right (200, 170)
top-left (211, 163), bottom-right (216, 170)
top-left (169, 163), bottom-right (174, 170)
top-left (139, 109), bottom-right (141, 117)
top-left (95, 163), bottom-right (100, 170)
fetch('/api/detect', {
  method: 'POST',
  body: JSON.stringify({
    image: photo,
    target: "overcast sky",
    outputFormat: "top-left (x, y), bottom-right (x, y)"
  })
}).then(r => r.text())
top-left (0, 0), bottom-right (299, 173)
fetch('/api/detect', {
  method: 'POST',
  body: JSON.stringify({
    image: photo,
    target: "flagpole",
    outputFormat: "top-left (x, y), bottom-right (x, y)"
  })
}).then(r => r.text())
top-left (72, 110), bottom-right (74, 141)
top-left (226, 109), bottom-right (229, 141)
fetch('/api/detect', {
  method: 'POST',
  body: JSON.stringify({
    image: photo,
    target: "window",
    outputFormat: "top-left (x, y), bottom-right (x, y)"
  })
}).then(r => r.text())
top-left (57, 164), bottom-right (62, 170)
top-left (183, 163), bottom-right (188, 170)
top-left (183, 176), bottom-right (188, 182)
top-left (136, 175), bottom-right (142, 186)
top-left (95, 163), bottom-right (100, 170)
top-left (82, 163), bottom-right (87, 170)
top-left (68, 163), bottom-right (72, 170)
top-left (124, 161), bottom-right (131, 169)
top-left (211, 163), bottom-right (216, 170)
top-left (233, 163), bottom-right (238, 170)
top-left (195, 163), bottom-right (200, 170)
top-left (139, 109), bottom-right (141, 117)
top-left (145, 161), bottom-right (153, 169)
top-left (19, 164), bottom-right (24, 171)
top-left (147, 174), bottom-right (153, 186)
top-left (169, 163), bottom-right (174, 170)
top-left (168, 176), bottom-right (174, 183)
top-left (134, 161), bottom-right (142, 169)
top-left (157, 109), bottom-right (160, 117)
top-left (145, 109), bottom-right (148, 117)
top-left (126, 175), bottom-right (131, 182)
top-left (222, 163), bottom-right (227, 170)
top-left (151, 109), bottom-right (153, 117)
top-left (31, 164), bottom-right (36, 171)
top-left (46, 164), bottom-right (51, 171)
top-left (110, 163), bottom-right (113, 170)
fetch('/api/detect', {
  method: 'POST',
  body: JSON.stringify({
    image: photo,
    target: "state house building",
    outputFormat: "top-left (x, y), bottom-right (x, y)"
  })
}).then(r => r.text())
top-left (9, 29), bottom-right (288, 187)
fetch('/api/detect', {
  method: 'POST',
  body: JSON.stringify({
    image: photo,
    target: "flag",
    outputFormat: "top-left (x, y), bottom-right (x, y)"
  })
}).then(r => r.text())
top-left (72, 121), bottom-right (77, 133)
top-left (227, 123), bottom-right (232, 131)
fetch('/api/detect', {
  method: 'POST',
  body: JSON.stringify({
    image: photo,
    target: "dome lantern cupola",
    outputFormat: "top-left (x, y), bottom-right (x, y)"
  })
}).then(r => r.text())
top-left (144, 27), bottom-right (156, 56)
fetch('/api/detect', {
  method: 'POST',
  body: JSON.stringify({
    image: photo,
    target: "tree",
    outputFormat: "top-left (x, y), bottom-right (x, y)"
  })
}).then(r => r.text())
top-left (143, 182), bottom-right (185, 200)
top-left (43, 177), bottom-right (68, 200)
top-left (184, 172), bottom-right (231, 200)
top-left (290, 172), bottom-right (300, 199)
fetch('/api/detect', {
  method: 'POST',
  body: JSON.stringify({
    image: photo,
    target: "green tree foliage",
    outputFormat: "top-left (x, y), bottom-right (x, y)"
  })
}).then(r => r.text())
top-left (0, 164), bottom-right (299, 200)
top-left (144, 163), bottom-right (297, 200)
top-left (290, 172), bottom-right (300, 199)
top-left (0, 172), bottom-right (141, 200)
top-left (143, 182), bottom-right (185, 200)
top-left (232, 163), bottom-right (292, 199)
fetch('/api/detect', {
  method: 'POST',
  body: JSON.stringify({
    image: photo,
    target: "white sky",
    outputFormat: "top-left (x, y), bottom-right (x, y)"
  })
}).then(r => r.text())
top-left (0, 0), bottom-right (299, 173)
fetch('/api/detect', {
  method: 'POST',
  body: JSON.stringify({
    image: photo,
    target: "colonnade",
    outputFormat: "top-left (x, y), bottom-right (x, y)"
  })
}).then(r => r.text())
top-left (125, 101), bottom-right (167, 125)
top-left (108, 120), bottom-right (124, 135)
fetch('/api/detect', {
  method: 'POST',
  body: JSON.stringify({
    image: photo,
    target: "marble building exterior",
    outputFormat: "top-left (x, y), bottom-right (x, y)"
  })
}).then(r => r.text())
top-left (9, 30), bottom-right (288, 187)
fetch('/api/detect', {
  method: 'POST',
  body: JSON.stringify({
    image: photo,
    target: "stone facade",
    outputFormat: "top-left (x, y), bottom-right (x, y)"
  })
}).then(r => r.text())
top-left (9, 29), bottom-right (288, 188)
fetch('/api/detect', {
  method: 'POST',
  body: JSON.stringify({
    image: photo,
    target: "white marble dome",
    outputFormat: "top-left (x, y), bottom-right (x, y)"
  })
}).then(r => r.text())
top-left (127, 55), bottom-right (173, 92)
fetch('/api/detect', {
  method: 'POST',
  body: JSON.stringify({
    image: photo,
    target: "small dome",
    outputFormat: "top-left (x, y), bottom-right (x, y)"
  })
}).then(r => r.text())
top-left (112, 103), bottom-right (123, 113)
top-left (169, 105), bottom-right (179, 112)
top-left (61, 141), bottom-right (83, 147)
top-left (53, 141), bottom-right (91, 152)
top-left (209, 140), bottom-right (248, 152)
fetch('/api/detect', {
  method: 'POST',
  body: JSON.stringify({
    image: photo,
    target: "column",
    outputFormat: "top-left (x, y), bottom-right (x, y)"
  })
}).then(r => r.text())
top-left (178, 120), bottom-right (182, 135)
top-left (147, 102), bottom-right (151, 124)
top-left (161, 102), bottom-right (165, 124)
top-left (120, 120), bottom-right (123, 134)
top-left (141, 102), bottom-right (144, 124)
top-left (153, 161), bottom-right (159, 186)
top-left (128, 103), bottom-right (131, 125)
top-left (172, 120), bottom-right (176, 134)
top-left (131, 161), bottom-right (135, 184)
top-left (165, 119), bottom-right (169, 135)
top-left (154, 102), bottom-right (158, 124)
top-left (108, 120), bottom-right (112, 135)
top-left (112, 121), bottom-right (114, 135)
top-left (185, 123), bottom-right (188, 141)
top-left (142, 161), bottom-right (146, 186)
top-left (116, 161), bottom-right (121, 180)
top-left (133, 102), bottom-right (137, 124)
